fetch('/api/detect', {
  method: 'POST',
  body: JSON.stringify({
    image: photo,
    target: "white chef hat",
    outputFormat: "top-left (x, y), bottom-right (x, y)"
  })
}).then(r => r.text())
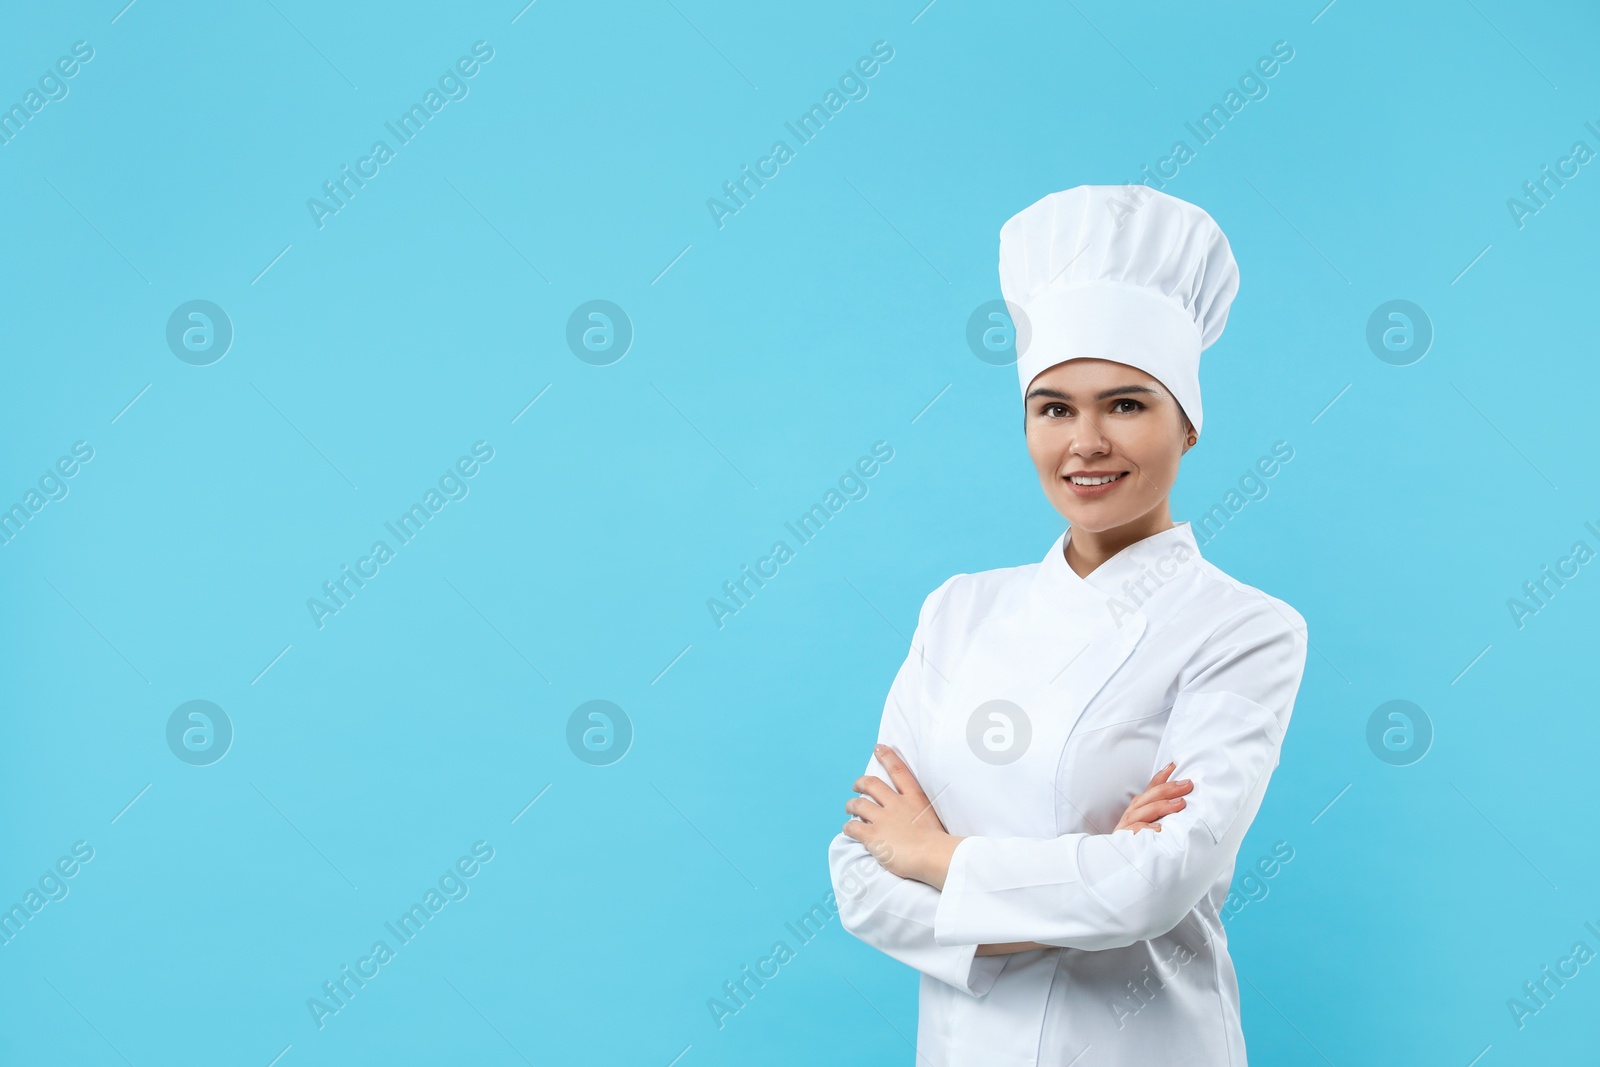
top-left (998, 184), bottom-right (1239, 436)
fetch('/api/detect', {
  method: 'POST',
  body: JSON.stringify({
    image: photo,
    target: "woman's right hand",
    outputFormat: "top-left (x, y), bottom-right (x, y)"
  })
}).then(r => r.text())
top-left (1115, 761), bottom-right (1193, 834)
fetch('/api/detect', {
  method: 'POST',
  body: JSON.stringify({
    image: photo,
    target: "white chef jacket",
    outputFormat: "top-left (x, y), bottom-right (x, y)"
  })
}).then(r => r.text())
top-left (828, 520), bottom-right (1307, 1066)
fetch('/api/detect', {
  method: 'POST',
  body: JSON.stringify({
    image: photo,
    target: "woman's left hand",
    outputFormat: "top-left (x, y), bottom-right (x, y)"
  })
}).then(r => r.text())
top-left (842, 744), bottom-right (963, 890)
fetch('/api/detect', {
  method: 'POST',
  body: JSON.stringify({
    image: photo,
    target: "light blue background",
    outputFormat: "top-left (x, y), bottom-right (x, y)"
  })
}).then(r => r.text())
top-left (3, 1), bottom-right (1597, 1064)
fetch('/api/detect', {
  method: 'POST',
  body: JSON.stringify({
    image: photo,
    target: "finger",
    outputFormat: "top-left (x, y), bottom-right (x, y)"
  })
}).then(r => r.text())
top-left (845, 797), bottom-right (883, 821)
top-left (1121, 808), bottom-right (1160, 829)
top-left (1132, 778), bottom-right (1192, 804)
top-left (1127, 797), bottom-right (1187, 822)
top-left (1145, 761), bottom-right (1176, 789)
top-left (853, 774), bottom-right (895, 806)
top-left (874, 744), bottom-right (928, 801)
top-left (1135, 780), bottom-right (1193, 806)
top-left (843, 819), bottom-right (885, 849)
top-left (1120, 801), bottom-right (1182, 829)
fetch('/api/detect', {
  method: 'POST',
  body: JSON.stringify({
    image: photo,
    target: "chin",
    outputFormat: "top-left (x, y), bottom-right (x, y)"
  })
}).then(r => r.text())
top-left (1053, 495), bottom-right (1153, 532)
top-left (1054, 503), bottom-right (1118, 530)
top-left (1067, 516), bottom-right (1124, 533)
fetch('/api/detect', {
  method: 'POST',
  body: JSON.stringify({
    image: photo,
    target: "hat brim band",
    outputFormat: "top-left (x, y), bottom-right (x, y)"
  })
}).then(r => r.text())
top-left (1011, 280), bottom-right (1204, 434)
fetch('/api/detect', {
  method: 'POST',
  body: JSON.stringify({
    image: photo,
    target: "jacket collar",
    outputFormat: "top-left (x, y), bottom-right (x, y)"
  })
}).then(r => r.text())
top-left (1032, 520), bottom-right (1203, 627)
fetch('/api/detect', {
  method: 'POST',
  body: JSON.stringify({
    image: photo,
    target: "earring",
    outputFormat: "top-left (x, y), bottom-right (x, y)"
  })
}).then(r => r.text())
top-left (1186, 434), bottom-right (1197, 446)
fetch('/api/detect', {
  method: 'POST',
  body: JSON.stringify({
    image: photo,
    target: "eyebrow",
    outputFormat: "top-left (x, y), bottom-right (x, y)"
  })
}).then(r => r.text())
top-left (1025, 384), bottom-right (1163, 402)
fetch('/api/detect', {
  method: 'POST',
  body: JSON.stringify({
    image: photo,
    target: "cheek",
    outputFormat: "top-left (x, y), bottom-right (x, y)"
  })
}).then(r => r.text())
top-left (1111, 439), bottom-right (1168, 488)
top-left (1024, 430), bottom-right (1053, 474)
top-left (1132, 448), bottom-right (1182, 489)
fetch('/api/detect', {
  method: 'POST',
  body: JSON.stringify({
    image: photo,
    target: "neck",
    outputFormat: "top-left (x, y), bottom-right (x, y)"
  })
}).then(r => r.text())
top-left (1064, 504), bottom-right (1175, 579)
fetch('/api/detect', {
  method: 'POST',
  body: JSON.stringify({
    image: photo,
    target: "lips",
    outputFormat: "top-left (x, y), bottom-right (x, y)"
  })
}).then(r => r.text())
top-left (1063, 470), bottom-right (1129, 498)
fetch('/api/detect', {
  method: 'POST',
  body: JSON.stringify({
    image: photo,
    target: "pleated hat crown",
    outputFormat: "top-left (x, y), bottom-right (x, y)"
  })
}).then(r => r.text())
top-left (998, 185), bottom-right (1239, 435)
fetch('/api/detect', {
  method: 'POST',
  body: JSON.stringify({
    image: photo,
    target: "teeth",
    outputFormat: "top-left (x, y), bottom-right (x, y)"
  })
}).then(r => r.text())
top-left (1070, 473), bottom-right (1125, 486)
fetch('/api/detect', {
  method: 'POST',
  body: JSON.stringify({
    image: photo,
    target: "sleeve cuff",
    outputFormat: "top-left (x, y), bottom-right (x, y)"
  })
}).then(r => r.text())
top-left (958, 941), bottom-right (1008, 998)
top-left (933, 836), bottom-right (979, 947)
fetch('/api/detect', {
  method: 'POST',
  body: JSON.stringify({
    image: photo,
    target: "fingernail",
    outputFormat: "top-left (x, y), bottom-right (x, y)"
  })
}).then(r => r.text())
top-left (874, 744), bottom-right (886, 753)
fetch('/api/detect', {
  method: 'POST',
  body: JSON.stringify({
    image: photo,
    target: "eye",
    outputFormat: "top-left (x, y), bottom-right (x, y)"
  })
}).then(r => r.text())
top-left (1111, 398), bottom-right (1145, 414)
top-left (1039, 402), bottom-right (1070, 418)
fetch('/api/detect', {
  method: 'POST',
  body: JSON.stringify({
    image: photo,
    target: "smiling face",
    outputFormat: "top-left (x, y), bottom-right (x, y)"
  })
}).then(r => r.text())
top-left (1024, 358), bottom-right (1194, 543)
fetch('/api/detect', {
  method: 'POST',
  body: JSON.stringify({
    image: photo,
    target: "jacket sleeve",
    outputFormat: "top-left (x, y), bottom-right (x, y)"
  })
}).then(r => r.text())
top-left (828, 576), bottom-right (1009, 998)
top-left (932, 601), bottom-right (1308, 952)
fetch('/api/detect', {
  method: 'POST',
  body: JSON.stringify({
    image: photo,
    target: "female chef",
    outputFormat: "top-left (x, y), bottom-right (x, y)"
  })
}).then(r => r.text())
top-left (827, 184), bottom-right (1308, 1066)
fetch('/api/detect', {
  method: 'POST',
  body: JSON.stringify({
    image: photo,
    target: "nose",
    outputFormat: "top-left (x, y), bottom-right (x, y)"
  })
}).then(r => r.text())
top-left (1067, 410), bottom-right (1112, 457)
